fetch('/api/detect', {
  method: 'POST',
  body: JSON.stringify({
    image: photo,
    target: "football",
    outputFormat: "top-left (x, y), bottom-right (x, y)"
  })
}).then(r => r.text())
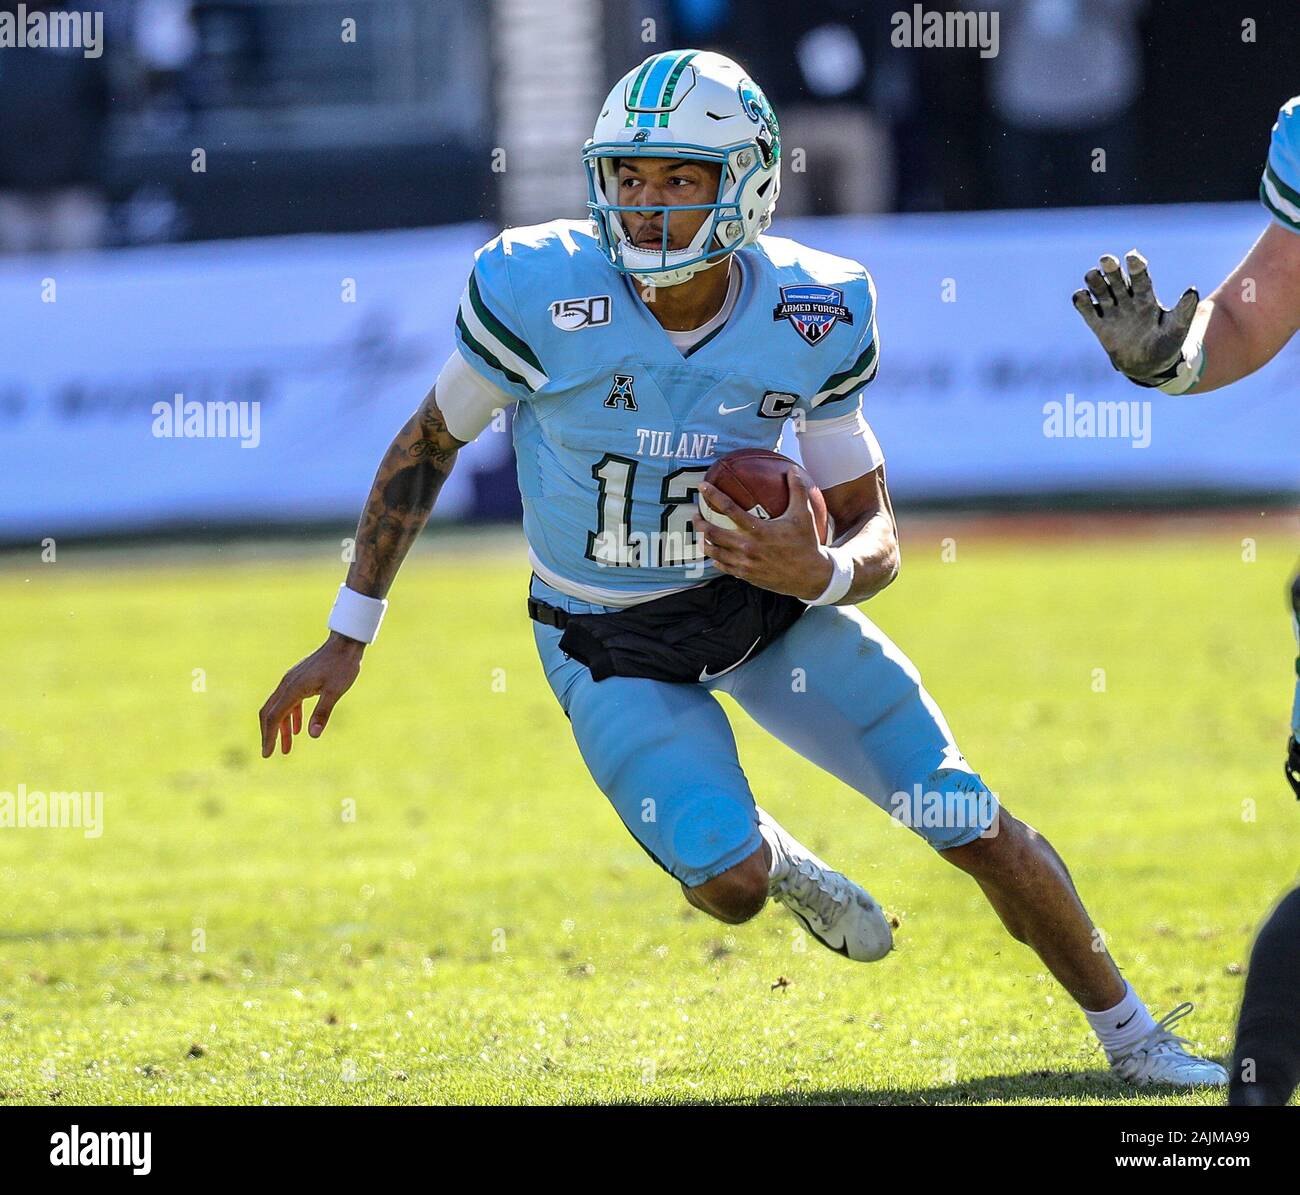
top-left (700, 448), bottom-right (831, 544)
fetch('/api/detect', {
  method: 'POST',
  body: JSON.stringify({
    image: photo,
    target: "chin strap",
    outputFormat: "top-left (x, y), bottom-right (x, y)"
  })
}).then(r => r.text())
top-left (618, 239), bottom-right (732, 289)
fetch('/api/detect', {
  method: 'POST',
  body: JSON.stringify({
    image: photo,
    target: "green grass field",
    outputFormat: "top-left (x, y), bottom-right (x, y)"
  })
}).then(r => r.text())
top-left (2, 518), bottom-right (1297, 1105)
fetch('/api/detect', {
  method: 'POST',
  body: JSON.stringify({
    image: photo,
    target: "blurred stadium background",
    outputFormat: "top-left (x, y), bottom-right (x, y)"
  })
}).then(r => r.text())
top-left (2, 0), bottom-right (1299, 544)
top-left (2, 0), bottom-right (1298, 1107)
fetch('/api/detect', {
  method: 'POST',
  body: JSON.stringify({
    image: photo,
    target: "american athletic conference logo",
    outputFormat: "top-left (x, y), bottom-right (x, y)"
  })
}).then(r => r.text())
top-left (772, 284), bottom-right (853, 345)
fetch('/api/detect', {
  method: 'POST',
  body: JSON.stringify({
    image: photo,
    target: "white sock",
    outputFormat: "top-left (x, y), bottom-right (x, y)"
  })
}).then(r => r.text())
top-left (1084, 981), bottom-right (1158, 1058)
top-left (756, 817), bottom-right (792, 890)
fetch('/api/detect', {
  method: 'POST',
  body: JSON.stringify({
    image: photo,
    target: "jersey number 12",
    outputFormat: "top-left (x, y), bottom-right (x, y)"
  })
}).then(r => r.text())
top-left (586, 454), bottom-right (707, 569)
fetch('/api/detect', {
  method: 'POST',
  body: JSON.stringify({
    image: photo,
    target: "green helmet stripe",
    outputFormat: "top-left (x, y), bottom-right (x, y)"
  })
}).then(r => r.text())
top-left (624, 54), bottom-right (662, 126)
top-left (641, 52), bottom-right (678, 107)
top-left (625, 51), bottom-right (700, 127)
top-left (626, 56), bottom-right (657, 108)
top-left (656, 51), bottom-right (698, 126)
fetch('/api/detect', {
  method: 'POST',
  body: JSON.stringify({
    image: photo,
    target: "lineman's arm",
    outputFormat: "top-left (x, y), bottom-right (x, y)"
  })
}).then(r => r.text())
top-left (1194, 223), bottom-right (1300, 392)
top-left (258, 384), bottom-right (466, 757)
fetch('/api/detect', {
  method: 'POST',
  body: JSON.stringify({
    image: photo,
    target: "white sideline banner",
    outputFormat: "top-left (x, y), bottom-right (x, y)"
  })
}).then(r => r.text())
top-left (1, 204), bottom-right (1296, 540)
top-left (0, 224), bottom-right (500, 539)
top-left (780, 205), bottom-right (1300, 497)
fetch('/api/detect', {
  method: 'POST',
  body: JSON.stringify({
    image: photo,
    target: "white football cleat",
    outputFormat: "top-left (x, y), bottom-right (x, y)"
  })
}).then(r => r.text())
top-left (757, 807), bottom-right (893, 962)
top-left (1107, 1003), bottom-right (1229, 1087)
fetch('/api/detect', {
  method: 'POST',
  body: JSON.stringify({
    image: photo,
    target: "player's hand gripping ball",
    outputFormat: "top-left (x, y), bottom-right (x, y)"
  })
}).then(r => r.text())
top-left (697, 449), bottom-right (833, 601)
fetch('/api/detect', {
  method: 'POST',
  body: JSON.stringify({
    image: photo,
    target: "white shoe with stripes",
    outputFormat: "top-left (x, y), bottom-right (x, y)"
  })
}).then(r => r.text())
top-left (757, 806), bottom-right (893, 963)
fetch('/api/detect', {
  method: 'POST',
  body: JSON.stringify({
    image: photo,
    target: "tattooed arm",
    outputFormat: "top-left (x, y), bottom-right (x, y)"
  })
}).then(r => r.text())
top-left (345, 387), bottom-right (463, 598)
top-left (259, 387), bottom-right (465, 757)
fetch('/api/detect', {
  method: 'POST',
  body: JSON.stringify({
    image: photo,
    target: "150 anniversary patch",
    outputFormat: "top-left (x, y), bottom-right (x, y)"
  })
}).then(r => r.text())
top-left (772, 284), bottom-right (853, 345)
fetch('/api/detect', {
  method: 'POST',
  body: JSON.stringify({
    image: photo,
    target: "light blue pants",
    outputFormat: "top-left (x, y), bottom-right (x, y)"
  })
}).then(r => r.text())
top-left (531, 576), bottom-right (998, 887)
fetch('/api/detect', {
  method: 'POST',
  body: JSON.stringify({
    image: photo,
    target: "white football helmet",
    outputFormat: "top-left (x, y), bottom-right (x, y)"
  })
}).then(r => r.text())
top-left (583, 49), bottom-right (781, 288)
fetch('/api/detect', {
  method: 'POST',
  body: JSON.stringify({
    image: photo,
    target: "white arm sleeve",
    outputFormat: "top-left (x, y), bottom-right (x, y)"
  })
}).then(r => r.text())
top-left (795, 402), bottom-right (885, 490)
top-left (435, 351), bottom-right (515, 443)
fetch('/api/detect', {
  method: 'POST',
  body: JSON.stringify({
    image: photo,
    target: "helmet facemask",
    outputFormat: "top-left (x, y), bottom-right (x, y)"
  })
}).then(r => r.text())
top-left (585, 144), bottom-right (769, 287)
top-left (584, 51), bottom-right (782, 287)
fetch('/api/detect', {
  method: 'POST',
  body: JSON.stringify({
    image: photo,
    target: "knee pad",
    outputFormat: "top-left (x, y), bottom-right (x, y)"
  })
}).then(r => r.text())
top-left (890, 767), bottom-right (1000, 850)
top-left (660, 786), bottom-right (757, 881)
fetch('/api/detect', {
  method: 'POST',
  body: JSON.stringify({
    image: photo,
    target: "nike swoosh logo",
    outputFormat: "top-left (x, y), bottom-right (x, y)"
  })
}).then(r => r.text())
top-left (706, 111), bottom-right (735, 121)
top-left (717, 401), bottom-right (753, 415)
top-left (788, 905), bottom-right (850, 956)
top-left (1116, 1011), bottom-right (1138, 1030)
top-left (699, 636), bottom-right (762, 682)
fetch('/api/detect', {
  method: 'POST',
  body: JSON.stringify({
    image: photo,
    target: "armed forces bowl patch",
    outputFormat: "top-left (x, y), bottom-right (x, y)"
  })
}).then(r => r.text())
top-left (772, 284), bottom-right (853, 345)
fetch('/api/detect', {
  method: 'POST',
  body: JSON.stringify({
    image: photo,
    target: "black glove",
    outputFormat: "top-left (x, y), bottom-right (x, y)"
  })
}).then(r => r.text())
top-left (1286, 735), bottom-right (1300, 799)
top-left (1072, 251), bottom-right (1201, 389)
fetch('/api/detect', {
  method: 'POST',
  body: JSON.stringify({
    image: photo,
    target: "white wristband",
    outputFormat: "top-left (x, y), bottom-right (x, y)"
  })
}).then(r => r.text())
top-left (1155, 343), bottom-right (1206, 395)
top-left (1156, 299), bottom-right (1212, 395)
top-left (328, 584), bottom-right (388, 644)
top-left (808, 546), bottom-right (854, 606)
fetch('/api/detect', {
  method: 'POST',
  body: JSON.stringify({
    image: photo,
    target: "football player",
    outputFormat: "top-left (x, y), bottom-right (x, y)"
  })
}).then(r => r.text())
top-left (1074, 96), bottom-right (1300, 1105)
top-left (261, 50), bottom-right (1224, 1087)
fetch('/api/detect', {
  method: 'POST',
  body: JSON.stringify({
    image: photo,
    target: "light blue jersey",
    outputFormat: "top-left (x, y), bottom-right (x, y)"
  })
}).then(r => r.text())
top-left (455, 217), bottom-right (994, 885)
top-left (1261, 96), bottom-right (1300, 233)
top-left (453, 219), bottom-right (878, 602)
